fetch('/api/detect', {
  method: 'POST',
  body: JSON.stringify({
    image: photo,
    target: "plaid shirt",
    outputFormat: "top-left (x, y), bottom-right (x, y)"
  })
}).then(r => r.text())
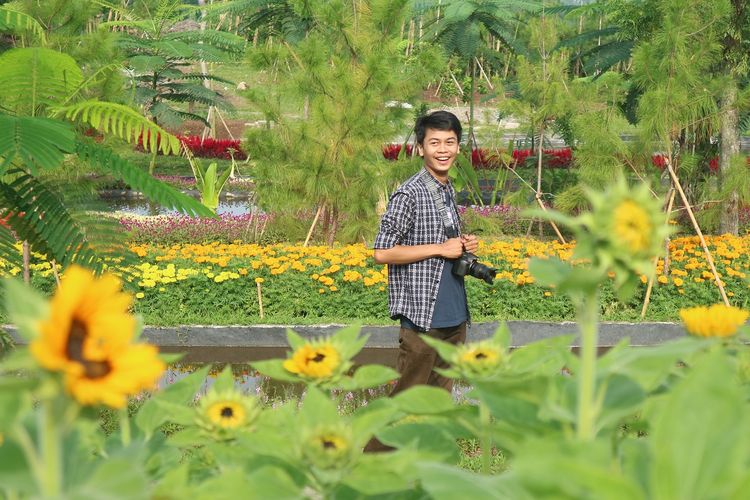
top-left (373, 168), bottom-right (464, 331)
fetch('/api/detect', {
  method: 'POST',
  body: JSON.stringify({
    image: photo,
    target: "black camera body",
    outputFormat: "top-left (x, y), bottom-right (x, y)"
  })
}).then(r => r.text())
top-left (452, 251), bottom-right (497, 284)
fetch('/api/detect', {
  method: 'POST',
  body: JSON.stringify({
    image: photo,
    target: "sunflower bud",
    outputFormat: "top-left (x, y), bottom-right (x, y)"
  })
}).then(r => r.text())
top-left (196, 389), bottom-right (260, 439)
top-left (301, 425), bottom-right (354, 470)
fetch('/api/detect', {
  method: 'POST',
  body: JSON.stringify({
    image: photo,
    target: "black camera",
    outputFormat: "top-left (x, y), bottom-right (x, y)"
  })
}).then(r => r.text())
top-left (452, 252), bottom-right (497, 284)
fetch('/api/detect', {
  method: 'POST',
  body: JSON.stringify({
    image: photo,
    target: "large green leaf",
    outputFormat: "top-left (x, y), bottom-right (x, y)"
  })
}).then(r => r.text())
top-left (0, 115), bottom-right (75, 174)
top-left (416, 461), bottom-right (527, 500)
top-left (0, 47), bottom-right (83, 115)
top-left (648, 350), bottom-right (750, 499)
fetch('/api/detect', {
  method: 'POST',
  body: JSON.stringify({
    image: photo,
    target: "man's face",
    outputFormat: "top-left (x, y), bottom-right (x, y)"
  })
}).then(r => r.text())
top-left (417, 128), bottom-right (460, 181)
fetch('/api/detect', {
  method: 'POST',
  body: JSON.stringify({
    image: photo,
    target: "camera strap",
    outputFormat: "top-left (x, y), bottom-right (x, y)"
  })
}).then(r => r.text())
top-left (418, 168), bottom-right (460, 239)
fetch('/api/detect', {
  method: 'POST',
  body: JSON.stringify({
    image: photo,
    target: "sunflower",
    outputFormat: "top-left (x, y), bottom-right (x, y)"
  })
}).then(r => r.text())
top-left (302, 427), bottom-right (352, 470)
top-left (283, 342), bottom-right (341, 379)
top-left (30, 266), bottom-right (164, 409)
top-left (454, 342), bottom-right (503, 377)
top-left (196, 389), bottom-right (259, 437)
top-left (613, 200), bottom-right (652, 254)
top-left (679, 304), bottom-right (749, 338)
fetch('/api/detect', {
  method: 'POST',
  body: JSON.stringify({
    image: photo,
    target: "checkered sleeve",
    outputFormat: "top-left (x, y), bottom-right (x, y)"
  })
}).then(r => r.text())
top-left (373, 191), bottom-right (414, 249)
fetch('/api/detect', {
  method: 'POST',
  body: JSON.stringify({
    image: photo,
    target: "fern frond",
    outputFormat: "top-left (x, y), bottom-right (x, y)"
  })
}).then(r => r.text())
top-left (0, 48), bottom-right (84, 115)
top-left (555, 27), bottom-right (619, 50)
top-left (180, 73), bottom-right (236, 85)
top-left (0, 223), bottom-right (21, 269)
top-left (150, 102), bottom-right (209, 127)
top-left (75, 139), bottom-right (214, 218)
top-left (0, 7), bottom-right (47, 44)
top-left (582, 40), bottom-right (635, 75)
top-left (0, 115), bottom-right (76, 174)
top-left (55, 101), bottom-right (181, 155)
top-left (165, 30), bottom-right (246, 54)
top-left (0, 169), bottom-right (127, 272)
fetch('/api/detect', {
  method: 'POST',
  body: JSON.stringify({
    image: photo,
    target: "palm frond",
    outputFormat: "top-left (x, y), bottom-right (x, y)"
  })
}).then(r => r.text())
top-left (75, 139), bottom-right (214, 218)
top-left (150, 102), bottom-right (209, 127)
top-left (180, 73), bottom-right (236, 85)
top-left (0, 7), bottom-right (47, 44)
top-left (55, 101), bottom-right (181, 155)
top-left (0, 115), bottom-right (76, 175)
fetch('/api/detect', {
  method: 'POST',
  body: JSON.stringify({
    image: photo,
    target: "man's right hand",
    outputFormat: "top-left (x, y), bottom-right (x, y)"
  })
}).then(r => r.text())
top-left (440, 237), bottom-right (464, 259)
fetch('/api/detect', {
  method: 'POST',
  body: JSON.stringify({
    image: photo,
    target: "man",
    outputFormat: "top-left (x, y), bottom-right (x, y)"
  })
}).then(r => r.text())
top-left (365, 111), bottom-right (478, 452)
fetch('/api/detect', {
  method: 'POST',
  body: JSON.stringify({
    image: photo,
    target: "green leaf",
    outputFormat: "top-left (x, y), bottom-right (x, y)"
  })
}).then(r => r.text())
top-left (338, 364), bottom-right (398, 391)
top-left (649, 350), bottom-right (749, 500)
top-left (73, 456), bottom-right (150, 499)
top-left (135, 365), bottom-right (211, 438)
top-left (251, 358), bottom-right (300, 383)
top-left (3, 277), bottom-right (48, 341)
top-left (392, 386), bottom-right (455, 414)
top-left (596, 374), bottom-right (646, 432)
top-left (212, 364), bottom-right (235, 393)
top-left (0, 47), bottom-right (83, 115)
top-left (0, 390), bottom-right (30, 433)
top-left (528, 256), bottom-right (573, 288)
top-left (285, 328), bottom-right (306, 350)
top-left (421, 334), bottom-right (460, 364)
top-left (58, 101), bottom-right (181, 155)
top-left (377, 420), bottom-right (460, 461)
top-left (75, 139), bottom-right (214, 217)
top-left (416, 461), bottom-right (526, 500)
top-left (0, 115), bottom-right (75, 174)
top-left (299, 385), bottom-right (338, 425)
top-left (0, 7), bottom-right (46, 43)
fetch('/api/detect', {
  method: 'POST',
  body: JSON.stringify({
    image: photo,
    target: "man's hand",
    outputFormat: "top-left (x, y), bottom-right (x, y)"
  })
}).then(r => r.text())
top-left (440, 237), bottom-right (464, 259)
top-left (461, 234), bottom-right (479, 254)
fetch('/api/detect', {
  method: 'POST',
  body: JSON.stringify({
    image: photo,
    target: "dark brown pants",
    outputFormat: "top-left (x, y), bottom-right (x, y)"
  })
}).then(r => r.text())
top-left (363, 322), bottom-right (467, 453)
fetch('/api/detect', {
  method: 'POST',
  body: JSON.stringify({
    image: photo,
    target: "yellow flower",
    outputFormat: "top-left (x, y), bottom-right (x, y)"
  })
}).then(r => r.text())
top-left (30, 266), bottom-right (164, 408)
top-left (283, 342), bottom-right (341, 379)
top-left (673, 277), bottom-right (684, 286)
top-left (302, 426), bottom-right (353, 470)
top-left (196, 389), bottom-right (259, 437)
top-left (455, 343), bottom-right (502, 376)
top-left (255, 277), bottom-right (264, 284)
top-left (135, 292), bottom-right (145, 299)
top-left (657, 275), bottom-right (668, 284)
top-left (679, 304), bottom-right (749, 338)
top-left (613, 200), bottom-right (652, 254)
top-left (207, 400), bottom-right (247, 429)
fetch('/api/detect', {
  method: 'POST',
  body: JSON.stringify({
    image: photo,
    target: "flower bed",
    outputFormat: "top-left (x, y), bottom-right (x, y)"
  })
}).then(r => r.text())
top-left (6, 235), bottom-right (750, 325)
top-left (137, 134), bottom-right (247, 160)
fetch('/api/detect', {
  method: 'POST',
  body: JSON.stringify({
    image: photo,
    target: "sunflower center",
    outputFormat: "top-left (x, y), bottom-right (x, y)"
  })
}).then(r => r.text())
top-left (65, 318), bottom-right (111, 379)
top-left (311, 352), bottom-right (326, 363)
top-left (474, 352), bottom-right (487, 360)
top-left (220, 406), bottom-right (234, 418)
top-left (321, 438), bottom-right (338, 449)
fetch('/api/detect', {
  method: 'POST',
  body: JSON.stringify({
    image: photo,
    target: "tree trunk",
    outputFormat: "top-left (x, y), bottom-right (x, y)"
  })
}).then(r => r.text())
top-left (468, 59), bottom-right (476, 150)
top-left (719, 81), bottom-right (740, 235)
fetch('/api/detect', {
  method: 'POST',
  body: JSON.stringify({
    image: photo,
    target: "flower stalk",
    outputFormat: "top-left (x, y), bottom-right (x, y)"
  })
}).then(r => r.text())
top-left (576, 291), bottom-right (599, 442)
top-left (479, 401), bottom-right (492, 475)
top-left (39, 399), bottom-right (62, 497)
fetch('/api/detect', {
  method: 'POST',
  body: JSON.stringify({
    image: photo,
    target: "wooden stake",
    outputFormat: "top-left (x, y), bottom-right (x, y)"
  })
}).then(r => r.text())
top-left (536, 197), bottom-right (566, 244)
top-left (51, 260), bottom-right (61, 288)
top-left (665, 160), bottom-right (730, 306)
top-left (22, 240), bottom-right (30, 284)
top-left (304, 204), bottom-right (324, 247)
top-left (641, 188), bottom-right (676, 319)
top-left (256, 281), bottom-right (264, 319)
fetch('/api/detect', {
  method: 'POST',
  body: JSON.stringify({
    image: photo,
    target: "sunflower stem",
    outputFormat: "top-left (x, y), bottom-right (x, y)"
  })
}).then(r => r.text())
top-left (576, 291), bottom-right (599, 441)
top-left (479, 401), bottom-right (492, 475)
top-left (119, 408), bottom-right (131, 447)
top-left (12, 424), bottom-right (45, 492)
top-left (39, 400), bottom-right (63, 497)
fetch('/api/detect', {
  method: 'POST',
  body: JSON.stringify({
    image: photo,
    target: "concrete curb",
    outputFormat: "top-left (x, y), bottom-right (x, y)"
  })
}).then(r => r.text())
top-left (6, 321), bottom-right (689, 364)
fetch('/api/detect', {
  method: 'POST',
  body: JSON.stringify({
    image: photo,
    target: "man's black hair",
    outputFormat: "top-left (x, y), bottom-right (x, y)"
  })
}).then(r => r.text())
top-left (415, 111), bottom-right (462, 145)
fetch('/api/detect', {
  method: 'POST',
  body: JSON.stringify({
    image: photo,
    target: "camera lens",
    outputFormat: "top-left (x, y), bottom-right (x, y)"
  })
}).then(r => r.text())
top-left (468, 261), bottom-right (497, 284)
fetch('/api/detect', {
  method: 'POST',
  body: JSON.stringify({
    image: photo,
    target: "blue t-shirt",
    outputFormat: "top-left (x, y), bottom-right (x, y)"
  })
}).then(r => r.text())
top-left (401, 187), bottom-right (468, 331)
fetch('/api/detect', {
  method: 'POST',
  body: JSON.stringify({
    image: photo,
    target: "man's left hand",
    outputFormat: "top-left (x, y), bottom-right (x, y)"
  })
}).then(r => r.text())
top-left (461, 234), bottom-right (479, 254)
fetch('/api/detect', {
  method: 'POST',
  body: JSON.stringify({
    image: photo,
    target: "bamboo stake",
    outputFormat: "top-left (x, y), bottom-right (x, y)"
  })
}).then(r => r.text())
top-left (256, 281), bottom-right (264, 319)
top-left (665, 160), bottom-right (730, 306)
top-left (536, 197), bottom-right (566, 244)
top-left (641, 188), bottom-right (676, 319)
top-left (304, 204), bottom-right (325, 247)
top-left (22, 240), bottom-right (30, 284)
top-left (51, 260), bottom-right (61, 288)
